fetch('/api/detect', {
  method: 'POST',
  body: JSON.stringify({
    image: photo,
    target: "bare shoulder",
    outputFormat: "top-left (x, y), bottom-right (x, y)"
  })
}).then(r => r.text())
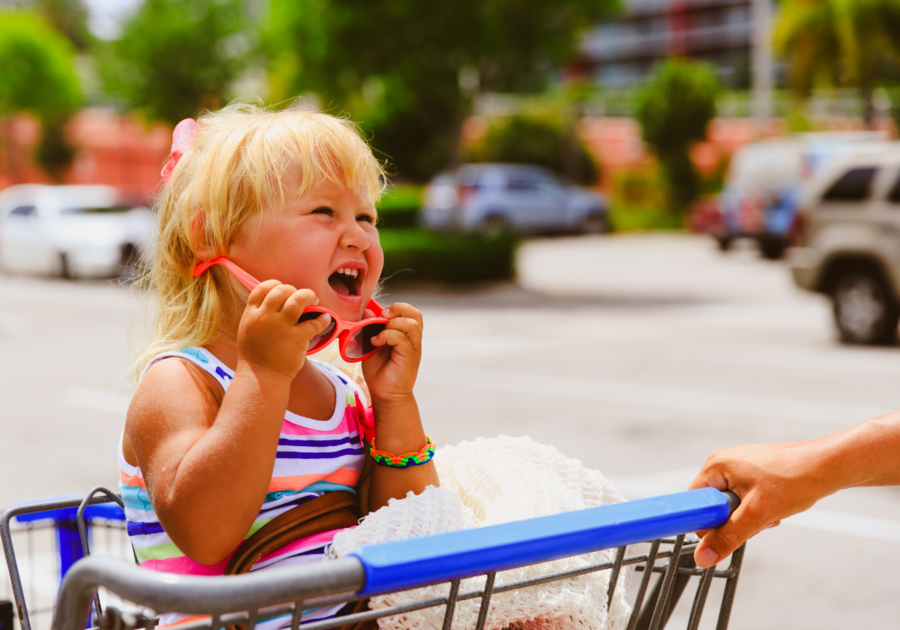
top-left (123, 358), bottom-right (222, 468)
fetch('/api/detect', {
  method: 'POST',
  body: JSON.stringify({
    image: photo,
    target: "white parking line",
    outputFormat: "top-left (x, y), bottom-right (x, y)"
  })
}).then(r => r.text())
top-left (62, 386), bottom-right (131, 415)
top-left (609, 468), bottom-right (900, 543)
top-left (418, 362), bottom-right (892, 425)
top-left (669, 340), bottom-right (900, 375)
top-left (669, 303), bottom-right (832, 330)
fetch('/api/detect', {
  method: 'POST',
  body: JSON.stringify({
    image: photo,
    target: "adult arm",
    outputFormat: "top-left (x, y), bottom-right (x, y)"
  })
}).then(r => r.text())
top-left (690, 412), bottom-right (900, 568)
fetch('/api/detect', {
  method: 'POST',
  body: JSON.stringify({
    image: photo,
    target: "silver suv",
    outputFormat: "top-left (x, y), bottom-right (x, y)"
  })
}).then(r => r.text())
top-left (790, 147), bottom-right (900, 344)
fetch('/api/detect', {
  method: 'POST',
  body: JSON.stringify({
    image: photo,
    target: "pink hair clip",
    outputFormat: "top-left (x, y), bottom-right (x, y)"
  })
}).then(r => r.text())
top-left (161, 118), bottom-right (199, 184)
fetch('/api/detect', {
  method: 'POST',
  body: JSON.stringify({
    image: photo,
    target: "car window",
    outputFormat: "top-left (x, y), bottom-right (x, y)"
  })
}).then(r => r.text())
top-left (535, 172), bottom-right (562, 188)
top-left (505, 177), bottom-right (540, 191)
top-left (9, 205), bottom-right (36, 218)
top-left (822, 167), bottom-right (878, 202)
top-left (887, 173), bottom-right (900, 204)
top-left (60, 205), bottom-right (132, 215)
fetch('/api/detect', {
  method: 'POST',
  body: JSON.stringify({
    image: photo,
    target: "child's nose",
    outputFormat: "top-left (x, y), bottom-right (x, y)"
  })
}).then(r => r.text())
top-left (339, 220), bottom-right (370, 251)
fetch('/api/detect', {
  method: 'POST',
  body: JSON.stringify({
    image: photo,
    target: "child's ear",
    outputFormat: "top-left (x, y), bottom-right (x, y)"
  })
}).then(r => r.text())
top-left (190, 210), bottom-right (216, 261)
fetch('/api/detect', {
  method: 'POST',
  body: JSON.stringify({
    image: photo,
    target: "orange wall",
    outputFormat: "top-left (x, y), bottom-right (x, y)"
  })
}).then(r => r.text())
top-left (0, 109), bottom-right (171, 203)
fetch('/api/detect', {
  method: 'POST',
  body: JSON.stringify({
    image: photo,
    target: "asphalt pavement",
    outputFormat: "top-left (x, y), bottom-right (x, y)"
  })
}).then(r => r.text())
top-left (2, 233), bottom-right (899, 629)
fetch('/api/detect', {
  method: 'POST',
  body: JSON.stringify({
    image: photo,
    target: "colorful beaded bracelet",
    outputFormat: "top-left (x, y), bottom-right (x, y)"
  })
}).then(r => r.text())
top-left (369, 435), bottom-right (435, 468)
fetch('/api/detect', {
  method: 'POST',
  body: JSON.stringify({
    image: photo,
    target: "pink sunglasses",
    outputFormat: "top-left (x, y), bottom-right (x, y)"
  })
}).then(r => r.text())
top-left (193, 256), bottom-right (388, 363)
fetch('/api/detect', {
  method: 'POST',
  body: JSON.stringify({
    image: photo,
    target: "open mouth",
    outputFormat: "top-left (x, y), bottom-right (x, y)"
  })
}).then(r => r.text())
top-left (328, 267), bottom-right (362, 297)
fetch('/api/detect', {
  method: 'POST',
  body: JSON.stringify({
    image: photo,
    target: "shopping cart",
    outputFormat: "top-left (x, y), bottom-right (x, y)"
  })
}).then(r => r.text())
top-left (2, 486), bottom-right (745, 630)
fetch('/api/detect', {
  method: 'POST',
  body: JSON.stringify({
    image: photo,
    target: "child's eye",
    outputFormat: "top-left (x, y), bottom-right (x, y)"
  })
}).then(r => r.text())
top-left (311, 206), bottom-right (334, 216)
top-left (357, 213), bottom-right (376, 224)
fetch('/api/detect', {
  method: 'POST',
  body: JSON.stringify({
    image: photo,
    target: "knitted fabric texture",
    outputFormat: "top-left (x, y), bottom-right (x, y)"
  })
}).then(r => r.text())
top-left (329, 435), bottom-right (633, 630)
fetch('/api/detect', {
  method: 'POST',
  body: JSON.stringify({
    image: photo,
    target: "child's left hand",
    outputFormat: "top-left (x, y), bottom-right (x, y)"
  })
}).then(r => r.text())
top-left (362, 302), bottom-right (423, 405)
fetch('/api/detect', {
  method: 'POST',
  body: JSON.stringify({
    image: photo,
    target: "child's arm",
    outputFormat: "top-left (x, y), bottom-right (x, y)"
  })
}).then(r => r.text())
top-left (125, 281), bottom-right (332, 565)
top-left (360, 302), bottom-right (439, 512)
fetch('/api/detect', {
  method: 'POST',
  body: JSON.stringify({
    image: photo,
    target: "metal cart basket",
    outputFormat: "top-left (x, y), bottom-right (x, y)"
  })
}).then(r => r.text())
top-left (2, 486), bottom-right (744, 630)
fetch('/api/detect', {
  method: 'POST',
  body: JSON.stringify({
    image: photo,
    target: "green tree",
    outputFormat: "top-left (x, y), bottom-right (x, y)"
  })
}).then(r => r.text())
top-left (98, 0), bottom-right (251, 125)
top-left (0, 11), bottom-right (81, 180)
top-left (262, 0), bottom-right (619, 180)
top-left (775, 0), bottom-right (900, 124)
top-left (635, 59), bottom-right (719, 215)
top-left (32, 0), bottom-right (94, 51)
top-left (466, 114), bottom-right (598, 185)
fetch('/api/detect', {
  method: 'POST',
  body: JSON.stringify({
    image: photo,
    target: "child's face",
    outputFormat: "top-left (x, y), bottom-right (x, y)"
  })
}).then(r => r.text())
top-left (228, 176), bottom-right (383, 321)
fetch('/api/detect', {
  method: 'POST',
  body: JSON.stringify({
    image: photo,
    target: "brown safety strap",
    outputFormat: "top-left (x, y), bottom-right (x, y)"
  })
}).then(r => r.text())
top-left (225, 491), bottom-right (375, 630)
top-left (225, 491), bottom-right (361, 576)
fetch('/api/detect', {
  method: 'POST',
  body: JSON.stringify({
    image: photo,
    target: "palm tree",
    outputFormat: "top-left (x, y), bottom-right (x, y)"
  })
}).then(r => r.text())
top-left (775, 0), bottom-right (900, 124)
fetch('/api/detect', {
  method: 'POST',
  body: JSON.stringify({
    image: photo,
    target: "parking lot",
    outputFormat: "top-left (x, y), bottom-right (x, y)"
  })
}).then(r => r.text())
top-left (2, 233), bottom-right (899, 629)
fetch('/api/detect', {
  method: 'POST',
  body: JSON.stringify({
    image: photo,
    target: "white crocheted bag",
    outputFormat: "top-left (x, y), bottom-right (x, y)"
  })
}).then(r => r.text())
top-left (329, 436), bottom-right (633, 630)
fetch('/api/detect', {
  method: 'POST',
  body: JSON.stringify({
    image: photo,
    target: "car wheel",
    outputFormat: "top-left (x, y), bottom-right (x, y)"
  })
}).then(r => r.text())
top-left (581, 212), bottom-right (608, 234)
top-left (831, 269), bottom-right (900, 345)
top-left (759, 237), bottom-right (786, 260)
top-left (480, 214), bottom-right (509, 237)
top-left (118, 244), bottom-right (141, 283)
top-left (56, 252), bottom-right (71, 279)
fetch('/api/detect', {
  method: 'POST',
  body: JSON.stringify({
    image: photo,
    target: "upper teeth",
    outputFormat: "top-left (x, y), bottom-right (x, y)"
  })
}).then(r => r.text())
top-left (337, 268), bottom-right (358, 278)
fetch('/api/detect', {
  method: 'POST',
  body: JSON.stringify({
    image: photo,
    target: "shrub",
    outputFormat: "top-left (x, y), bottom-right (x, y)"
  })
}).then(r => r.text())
top-left (377, 185), bottom-right (422, 230)
top-left (0, 11), bottom-right (81, 179)
top-left (465, 114), bottom-right (598, 186)
top-left (379, 229), bottom-right (519, 284)
top-left (636, 59), bottom-right (719, 214)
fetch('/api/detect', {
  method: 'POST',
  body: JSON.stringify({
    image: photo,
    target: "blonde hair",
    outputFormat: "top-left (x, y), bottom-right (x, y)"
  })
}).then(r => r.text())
top-left (134, 102), bottom-right (386, 379)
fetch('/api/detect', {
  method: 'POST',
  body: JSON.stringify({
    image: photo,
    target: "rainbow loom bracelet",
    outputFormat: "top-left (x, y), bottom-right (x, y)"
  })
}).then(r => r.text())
top-left (369, 435), bottom-right (435, 468)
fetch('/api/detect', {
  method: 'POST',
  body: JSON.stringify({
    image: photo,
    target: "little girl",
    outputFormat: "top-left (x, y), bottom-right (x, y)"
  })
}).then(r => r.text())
top-left (121, 104), bottom-right (439, 627)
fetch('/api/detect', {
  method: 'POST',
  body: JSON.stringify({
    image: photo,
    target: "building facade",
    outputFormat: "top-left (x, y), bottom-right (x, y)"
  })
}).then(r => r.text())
top-left (579, 0), bottom-right (754, 88)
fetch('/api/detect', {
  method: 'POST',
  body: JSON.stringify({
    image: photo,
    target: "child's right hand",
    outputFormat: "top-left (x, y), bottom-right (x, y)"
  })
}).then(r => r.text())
top-left (237, 280), bottom-right (332, 380)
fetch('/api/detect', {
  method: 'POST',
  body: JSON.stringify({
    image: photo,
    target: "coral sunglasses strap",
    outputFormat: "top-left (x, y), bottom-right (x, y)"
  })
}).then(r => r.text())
top-left (193, 256), bottom-right (260, 291)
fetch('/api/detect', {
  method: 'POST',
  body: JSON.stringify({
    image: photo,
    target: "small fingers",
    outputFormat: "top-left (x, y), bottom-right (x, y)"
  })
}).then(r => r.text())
top-left (246, 279), bottom-right (282, 308)
top-left (383, 316), bottom-right (422, 350)
top-left (381, 302), bottom-right (423, 331)
top-left (297, 312), bottom-right (332, 341)
top-left (259, 283), bottom-right (297, 312)
top-left (280, 289), bottom-right (319, 321)
top-left (371, 328), bottom-right (417, 354)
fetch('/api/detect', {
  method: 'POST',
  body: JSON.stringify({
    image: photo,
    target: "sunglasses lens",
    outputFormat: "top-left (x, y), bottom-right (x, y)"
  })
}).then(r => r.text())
top-left (299, 312), bottom-right (335, 352)
top-left (345, 322), bottom-right (386, 360)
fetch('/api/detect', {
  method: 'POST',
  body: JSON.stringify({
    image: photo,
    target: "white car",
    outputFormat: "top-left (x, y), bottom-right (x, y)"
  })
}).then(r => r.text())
top-left (0, 184), bottom-right (154, 280)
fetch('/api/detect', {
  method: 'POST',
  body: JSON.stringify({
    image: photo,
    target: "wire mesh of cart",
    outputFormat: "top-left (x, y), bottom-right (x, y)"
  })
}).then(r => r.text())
top-left (2, 486), bottom-right (746, 630)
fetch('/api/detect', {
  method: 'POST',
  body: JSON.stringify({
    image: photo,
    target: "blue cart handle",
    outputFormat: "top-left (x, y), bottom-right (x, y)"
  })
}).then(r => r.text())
top-left (351, 487), bottom-right (739, 596)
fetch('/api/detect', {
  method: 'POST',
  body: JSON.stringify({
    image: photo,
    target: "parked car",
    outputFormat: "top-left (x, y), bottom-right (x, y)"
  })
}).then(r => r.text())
top-left (421, 164), bottom-right (609, 234)
top-left (710, 134), bottom-right (894, 260)
top-left (0, 184), bottom-right (154, 280)
top-left (789, 146), bottom-right (900, 344)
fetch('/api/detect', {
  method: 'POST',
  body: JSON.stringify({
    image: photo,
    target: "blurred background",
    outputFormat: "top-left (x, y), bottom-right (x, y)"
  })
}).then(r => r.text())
top-left (2, 0), bottom-right (900, 628)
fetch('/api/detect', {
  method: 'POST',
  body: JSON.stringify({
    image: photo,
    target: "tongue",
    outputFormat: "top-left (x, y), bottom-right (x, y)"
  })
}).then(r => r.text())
top-left (329, 274), bottom-right (352, 296)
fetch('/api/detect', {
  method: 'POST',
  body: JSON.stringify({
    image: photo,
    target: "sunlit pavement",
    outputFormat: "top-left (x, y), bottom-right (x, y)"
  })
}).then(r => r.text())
top-left (2, 233), bottom-right (899, 628)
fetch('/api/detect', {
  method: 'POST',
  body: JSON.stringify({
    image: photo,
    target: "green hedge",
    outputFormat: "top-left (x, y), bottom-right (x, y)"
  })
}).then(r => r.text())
top-left (378, 185), bottom-right (422, 229)
top-left (379, 228), bottom-right (519, 284)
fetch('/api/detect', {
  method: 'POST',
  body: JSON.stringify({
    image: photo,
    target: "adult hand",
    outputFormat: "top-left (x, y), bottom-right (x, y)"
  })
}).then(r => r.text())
top-left (689, 441), bottom-right (827, 568)
top-left (690, 415), bottom-right (900, 568)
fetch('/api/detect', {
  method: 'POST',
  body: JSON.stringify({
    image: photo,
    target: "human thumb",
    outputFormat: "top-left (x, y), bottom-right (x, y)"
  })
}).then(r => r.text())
top-left (694, 503), bottom-right (758, 568)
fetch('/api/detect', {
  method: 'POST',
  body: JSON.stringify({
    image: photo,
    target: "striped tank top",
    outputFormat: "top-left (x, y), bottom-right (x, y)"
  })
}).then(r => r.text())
top-left (118, 346), bottom-right (370, 627)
